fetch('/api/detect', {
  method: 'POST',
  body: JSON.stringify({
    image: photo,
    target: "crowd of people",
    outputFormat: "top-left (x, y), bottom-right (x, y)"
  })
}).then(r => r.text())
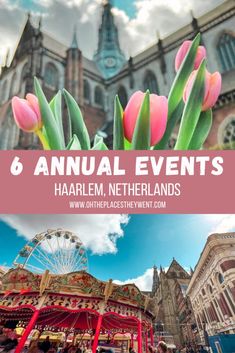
top-left (0, 329), bottom-right (93, 353)
top-left (0, 327), bottom-right (18, 353)
top-left (0, 326), bottom-right (210, 353)
top-left (25, 336), bottom-right (94, 353)
top-left (147, 343), bottom-right (209, 353)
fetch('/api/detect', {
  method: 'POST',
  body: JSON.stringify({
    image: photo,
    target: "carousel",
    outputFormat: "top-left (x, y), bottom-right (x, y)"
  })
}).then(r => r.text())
top-left (0, 230), bottom-right (156, 353)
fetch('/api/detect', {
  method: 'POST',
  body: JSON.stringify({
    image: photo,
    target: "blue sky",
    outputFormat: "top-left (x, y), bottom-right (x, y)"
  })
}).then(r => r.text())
top-left (111, 0), bottom-right (136, 18)
top-left (0, 214), bottom-right (234, 290)
top-left (9, 0), bottom-right (137, 18)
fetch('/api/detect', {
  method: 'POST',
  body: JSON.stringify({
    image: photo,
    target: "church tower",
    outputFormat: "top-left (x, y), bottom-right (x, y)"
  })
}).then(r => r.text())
top-left (151, 265), bottom-right (159, 295)
top-left (65, 27), bottom-right (83, 107)
top-left (93, 0), bottom-right (126, 79)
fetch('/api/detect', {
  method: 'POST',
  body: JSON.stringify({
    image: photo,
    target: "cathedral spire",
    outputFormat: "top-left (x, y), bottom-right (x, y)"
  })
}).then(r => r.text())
top-left (71, 26), bottom-right (79, 49)
top-left (152, 265), bottom-right (159, 294)
top-left (93, 0), bottom-right (126, 79)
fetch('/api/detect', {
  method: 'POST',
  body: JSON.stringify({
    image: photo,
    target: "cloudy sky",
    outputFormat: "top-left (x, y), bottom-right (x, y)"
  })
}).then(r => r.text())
top-left (0, 214), bottom-right (234, 291)
top-left (0, 0), bottom-right (224, 65)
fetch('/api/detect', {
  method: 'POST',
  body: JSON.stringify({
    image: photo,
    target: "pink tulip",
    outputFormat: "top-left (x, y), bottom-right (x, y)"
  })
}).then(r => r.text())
top-left (175, 40), bottom-right (206, 71)
top-left (12, 94), bottom-right (42, 132)
top-left (123, 91), bottom-right (168, 146)
top-left (183, 69), bottom-right (222, 111)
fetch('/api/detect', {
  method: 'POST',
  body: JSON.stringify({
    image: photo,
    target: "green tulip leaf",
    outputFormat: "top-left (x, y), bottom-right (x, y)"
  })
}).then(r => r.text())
top-left (93, 134), bottom-right (104, 146)
top-left (66, 134), bottom-right (81, 150)
top-left (63, 89), bottom-right (90, 150)
top-left (113, 95), bottom-right (124, 150)
top-left (168, 33), bottom-right (201, 118)
top-left (156, 34), bottom-right (201, 150)
top-left (131, 90), bottom-right (150, 150)
top-left (49, 90), bottom-right (65, 148)
top-left (188, 109), bottom-right (212, 150)
top-left (153, 100), bottom-right (184, 150)
top-left (174, 60), bottom-right (206, 150)
top-left (92, 140), bottom-right (109, 150)
top-left (34, 77), bottom-right (64, 150)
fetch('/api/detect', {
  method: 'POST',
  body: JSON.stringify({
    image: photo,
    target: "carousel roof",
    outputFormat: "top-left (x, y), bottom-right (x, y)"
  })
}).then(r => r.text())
top-left (0, 268), bottom-right (156, 333)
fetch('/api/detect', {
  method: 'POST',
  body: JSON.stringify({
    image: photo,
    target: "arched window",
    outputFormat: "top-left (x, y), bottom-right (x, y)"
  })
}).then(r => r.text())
top-left (117, 86), bottom-right (128, 108)
top-left (218, 115), bottom-right (235, 149)
top-left (218, 273), bottom-right (224, 284)
top-left (143, 71), bottom-right (158, 93)
top-left (207, 284), bottom-right (213, 295)
top-left (21, 63), bottom-right (29, 83)
top-left (94, 86), bottom-right (104, 108)
top-left (84, 80), bottom-right (91, 103)
top-left (199, 294), bottom-right (203, 305)
top-left (44, 63), bottom-right (59, 89)
top-left (217, 32), bottom-right (235, 72)
top-left (0, 80), bottom-right (8, 103)
top-left (0, 107), bottom-right (19, 150)
top-left (9, 72), bottom-right (18, 97)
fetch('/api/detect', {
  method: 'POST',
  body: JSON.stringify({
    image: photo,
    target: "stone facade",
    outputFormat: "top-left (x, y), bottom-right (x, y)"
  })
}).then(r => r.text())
top-left (151, 261), bottom-right (197, 348)
top-left (187, 232), bottom-right (235, 345)
top-left (0, 0), bottom-right (235, 149)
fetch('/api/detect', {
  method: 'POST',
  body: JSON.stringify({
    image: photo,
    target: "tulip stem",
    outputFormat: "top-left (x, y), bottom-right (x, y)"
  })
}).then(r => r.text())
top-left (36, 130), bottom-right (51, 150)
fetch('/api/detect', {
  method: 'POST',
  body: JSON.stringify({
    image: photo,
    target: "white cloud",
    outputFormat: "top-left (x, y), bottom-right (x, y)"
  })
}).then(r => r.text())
top-left (0, 214), bottom-right (129, 255)
top-left (114, 267), bottom-right (153, 291)
top-left (209, 214), bottom-right (235, 234)
top-left (114, 264), bottom-right (192, 291)
top-left (0, 0), bottom-right (223, 65)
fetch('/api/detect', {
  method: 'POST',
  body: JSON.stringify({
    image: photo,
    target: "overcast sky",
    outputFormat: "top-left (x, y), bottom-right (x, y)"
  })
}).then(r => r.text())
top-left (0, 0), bottom-right (224, 65)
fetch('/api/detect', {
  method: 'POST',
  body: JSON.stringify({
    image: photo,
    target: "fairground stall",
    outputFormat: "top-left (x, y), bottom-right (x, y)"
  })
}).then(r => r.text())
top-left (0, 231), bottom-right (156, 353)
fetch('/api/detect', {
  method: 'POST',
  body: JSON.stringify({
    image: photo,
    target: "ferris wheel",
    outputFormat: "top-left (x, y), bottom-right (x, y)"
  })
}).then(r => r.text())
top-left (13, 229), bottom-right (88, 274)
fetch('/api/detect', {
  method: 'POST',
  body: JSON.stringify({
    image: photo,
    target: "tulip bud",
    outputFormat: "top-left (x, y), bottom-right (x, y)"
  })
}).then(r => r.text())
top-left (12, 94), bottom-right (42, 133)
top-left (175, 40), bottom-right (206, 72)
top-left (183, 69), bottom-right (222, 111)
top-left (123, 91), bottom-right (168, 146)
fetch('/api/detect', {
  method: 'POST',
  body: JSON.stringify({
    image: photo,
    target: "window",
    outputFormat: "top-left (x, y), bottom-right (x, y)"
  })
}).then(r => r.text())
top-left (95, 86), bottom-right (104, 108)
top-left (9, 72), bottom-right (18, 97)
top-left (207, 284), bottom-right (213, 295)
top-left (180, 284), bottom-right (188, 297)
top-left (21, 63), bottom-right (29, 83)
top-left (0, 107), bottom-right (19, 150)
top-left (218, 273), bottom-right (224, 284)
top-left (218, 115), bottom-right (235, 148)
top-left (84, 80), bottom-right (91, 103)
top-left (44, 63), bottom-right (59, 89)
top-left (217, 32), bottom-right (235, 72)
top-left (143, 71), bottom-right (158, 93)
top-left (117, 86), bottom-right (128, 108)
top-left (0, 80), bottom-right (8, 103)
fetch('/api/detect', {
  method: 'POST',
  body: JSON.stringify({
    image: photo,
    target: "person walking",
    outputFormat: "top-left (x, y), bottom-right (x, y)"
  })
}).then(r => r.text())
top-left (28, 340), bottom-right (42, 353)
top-left (40, 337), bottom-right (51, 353)
top-left (157, 341), bottom-right (168, 353)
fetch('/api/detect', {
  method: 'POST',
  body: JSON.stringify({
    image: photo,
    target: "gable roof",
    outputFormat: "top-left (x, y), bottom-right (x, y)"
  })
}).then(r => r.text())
top-left (166, 259), bottom-right (190, 279)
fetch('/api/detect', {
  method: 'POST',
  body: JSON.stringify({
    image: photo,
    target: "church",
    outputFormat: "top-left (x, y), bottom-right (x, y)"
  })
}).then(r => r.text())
top-left (0, 0), bottom-right (234, 149)
top-left (148, 260), bottom-right (197, 349)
